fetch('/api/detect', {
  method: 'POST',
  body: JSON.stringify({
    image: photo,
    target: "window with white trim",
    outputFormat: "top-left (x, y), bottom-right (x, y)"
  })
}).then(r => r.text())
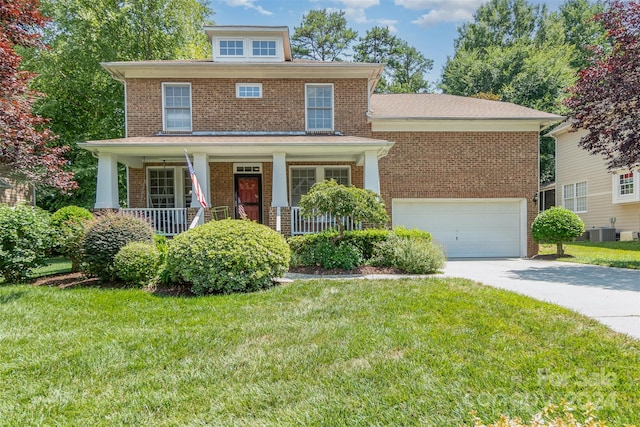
top-left (290, 166), bottom-right (350, 206)
top-left (148, 167), bottom-right (192, 208)
top-left (162, 83), bottom-right (191, 132)
top-left (563, 181), bottom-right (587, 213)
top-left (236, 83), bottom-right (262, 98)
top-left (219, 39), bottom-right (244, 56)
top-left (619, 171), bottom-right (634, 196)
top-left (305, 84), bottom-right (333, 131)
top-left (252, 40), bottom-right (276, 56)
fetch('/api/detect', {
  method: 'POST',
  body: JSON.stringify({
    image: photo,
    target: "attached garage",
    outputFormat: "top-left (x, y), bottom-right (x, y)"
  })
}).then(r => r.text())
top-left (392, 199), bottom-right (527, 258)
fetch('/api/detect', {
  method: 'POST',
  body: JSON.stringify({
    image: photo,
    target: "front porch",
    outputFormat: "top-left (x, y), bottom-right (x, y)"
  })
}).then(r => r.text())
top-left (79, 134), bottom-right (393, 236)
top-left (120, 206), bottom-right (362, 237)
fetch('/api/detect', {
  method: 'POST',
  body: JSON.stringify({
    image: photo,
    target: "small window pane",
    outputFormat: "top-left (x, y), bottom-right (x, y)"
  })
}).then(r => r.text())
top-left (237, 84), bottom-right (262, 98)
top-left (220, 40), bottom-right (243, 56)
top-left (324, 168), bottom-right (349, 186)
top-left (619, 172), bottom-right (634, 196)
top-left (252, 40), bottom-right (276, 56)
top-left (149, 169), bottom-right (175, 208)
top-left (291, 168), bottom-right (316, 206)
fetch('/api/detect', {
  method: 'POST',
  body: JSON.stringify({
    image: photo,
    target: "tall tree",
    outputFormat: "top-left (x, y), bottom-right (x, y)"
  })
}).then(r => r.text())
top-left (0, 0), bottom-right (75, 191)
top-left (440, 0), bottom-right (605, 183)
top-left (291, 9), bottom-right (357, 61)
top-left (353, 26), bottom-right (433, 93)
top-left (21, 0), bottom-right (212, 209)
top-left (565, 0), bottom-right (640, 171)
top-left (559, 0), bottom-right (606, 69)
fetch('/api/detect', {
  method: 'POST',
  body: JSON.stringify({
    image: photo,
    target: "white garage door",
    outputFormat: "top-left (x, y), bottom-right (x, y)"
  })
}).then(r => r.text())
top-left (392, 199), bottom-right (526, 258)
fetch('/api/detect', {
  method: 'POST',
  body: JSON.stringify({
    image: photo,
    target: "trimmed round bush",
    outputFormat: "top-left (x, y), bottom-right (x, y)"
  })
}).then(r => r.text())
top-left (532, 207), bottom-right (585, 256)
top-left (81, 212), bottom-right (154, 281)
top-left (50, 206), bottom-right (94, 271)
top-left (114, 242), bottom-right (160, 287)
top-left (0, 204), bottom-right (54, 282)
top-left (165, 219), bottom-right (290, 295)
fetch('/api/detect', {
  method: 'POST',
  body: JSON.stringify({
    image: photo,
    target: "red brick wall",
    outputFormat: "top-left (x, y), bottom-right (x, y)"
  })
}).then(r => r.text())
top-left (371, 131), bottom-right (540, 257)
top-left (126, 78), bottom-right (370, 137)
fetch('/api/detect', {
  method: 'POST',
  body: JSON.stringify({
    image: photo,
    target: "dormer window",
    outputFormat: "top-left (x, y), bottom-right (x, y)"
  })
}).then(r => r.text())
top-left (252, 40), bottom-right (276, 56)
top-left (219, 40), bottom-right (244, 56)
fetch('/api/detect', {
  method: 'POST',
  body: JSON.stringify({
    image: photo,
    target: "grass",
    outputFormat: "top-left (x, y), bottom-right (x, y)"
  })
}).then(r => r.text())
top-left (1, 279), bottom-right (638, 426)
top-left (539, 240), bottom-right (640, 269)
top-left (30, 257), bottom-right (72, 277)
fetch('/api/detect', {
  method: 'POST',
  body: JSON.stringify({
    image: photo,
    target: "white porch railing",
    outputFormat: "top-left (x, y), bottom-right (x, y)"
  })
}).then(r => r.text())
top-left (121, 208), bottom-right (188, 236)
top-left (291, 207), bottom-right (362, 236)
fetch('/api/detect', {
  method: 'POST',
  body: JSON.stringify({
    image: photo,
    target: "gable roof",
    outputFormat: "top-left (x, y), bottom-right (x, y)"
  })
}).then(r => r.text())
top-left (370, 94), bottom-right (563, 121)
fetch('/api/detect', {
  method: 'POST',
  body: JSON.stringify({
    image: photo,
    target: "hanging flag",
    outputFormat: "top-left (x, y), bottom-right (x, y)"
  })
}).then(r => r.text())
top-left (185, 151), bottom-right (207, 208)
top-left (237, 196), bottom-right (247, 219)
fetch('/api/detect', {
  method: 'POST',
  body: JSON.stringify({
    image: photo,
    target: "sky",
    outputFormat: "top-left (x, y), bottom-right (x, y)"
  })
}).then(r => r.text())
top-left (209, 0), bottom-right (568, 84)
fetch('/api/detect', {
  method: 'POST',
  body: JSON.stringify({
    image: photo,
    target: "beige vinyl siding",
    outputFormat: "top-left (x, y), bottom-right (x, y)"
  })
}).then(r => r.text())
top-left (555, 129), bottom-right (640, 232)
top-left (0, 177), bottom-right (34, 206)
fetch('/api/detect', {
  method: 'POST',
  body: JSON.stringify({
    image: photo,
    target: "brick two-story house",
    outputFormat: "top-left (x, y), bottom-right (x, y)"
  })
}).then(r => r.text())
top-left (79, 25), bottom-right (562, 258)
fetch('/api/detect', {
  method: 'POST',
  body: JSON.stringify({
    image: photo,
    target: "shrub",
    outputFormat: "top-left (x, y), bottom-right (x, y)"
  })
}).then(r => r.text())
top-left (288, 229), bottom-right (389, 266)
top-left (393, 225), bottom-right (432, 242)
top-left (50, 206), bottom-right (94, 271)
top-left (81, 212), bottom-right (154, 281)
top-left (0, 204), bottom-right (54, 282)
top-left (165, 219), bottom-right (290, 295)
top-left (372, 233), bottom-right (445, 274)
top-left (299, 180), bottom-right (389, 237)
top-left (114, 242), bottom-right (160, 287)
top-left (308, 240), bottom-right (363, 270)
top-left (532, 207), bottom-right (585, 256)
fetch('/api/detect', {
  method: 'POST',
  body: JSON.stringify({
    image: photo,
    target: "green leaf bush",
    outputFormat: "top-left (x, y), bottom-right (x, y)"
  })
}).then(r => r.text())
top-left (532, 207), bottom-right (585, 256)
top-left (165, 219), bottom-right (290, 295)
top-left (288, 229), bottom-right (389, 266)
top-left (50, 206), bottom-right (94, 271)
top-left (81, 212), bottom-right (155, 281)
top-left (0, 204), bottom-right (54, 283)
top-left (372, 232), bottom-right (445, 274)
top-left (114, 242), bottom-right (160, 287)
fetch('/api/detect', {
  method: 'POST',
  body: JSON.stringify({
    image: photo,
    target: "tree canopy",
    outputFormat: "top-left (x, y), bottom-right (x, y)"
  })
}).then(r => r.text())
top-left (353, 26), bottom-right (433, 93)
top-left (565, 0), bottom-right (640, 171)
top-left (21, 0), bottom-right (212, 209)
top-left (0, 0), bottom-right (75, 191)
top-left (291, 9), bottom-right (357, 61)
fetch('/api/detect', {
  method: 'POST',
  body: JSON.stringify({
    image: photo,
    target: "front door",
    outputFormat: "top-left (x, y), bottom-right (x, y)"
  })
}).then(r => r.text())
top-left (235, 175), bottom-right (262, 223)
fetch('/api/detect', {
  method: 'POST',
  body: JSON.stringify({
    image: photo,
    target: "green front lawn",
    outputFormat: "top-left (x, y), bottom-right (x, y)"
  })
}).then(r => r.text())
top-left (539, 240), bottom-right (640, 269)
top-left (1, 279), bottom-right (638, 426)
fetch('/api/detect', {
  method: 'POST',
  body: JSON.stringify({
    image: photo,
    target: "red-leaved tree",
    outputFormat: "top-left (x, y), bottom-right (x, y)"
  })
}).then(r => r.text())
top-left (565, 0), bottom-right (640, 171)
top-left (0, 0), bottom-right (75, 191)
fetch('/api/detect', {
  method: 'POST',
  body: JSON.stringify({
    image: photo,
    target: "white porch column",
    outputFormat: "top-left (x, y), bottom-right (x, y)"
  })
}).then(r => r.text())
top-left (271, 152), bottom-right (288, 232)
top-left (363, 150), bottom-right (380, 194)
top-left (191, 152), bottom-right (210, 208)
top-left (95, 152), bottom-right (119, 209)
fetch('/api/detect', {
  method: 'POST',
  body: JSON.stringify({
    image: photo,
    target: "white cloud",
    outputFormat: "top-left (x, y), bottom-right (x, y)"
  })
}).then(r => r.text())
top-left (223, 0), bottom-right (273, 16)
top-left (329, 0), bottom-right (380, 24)
top-left (395, 0), bottom-right (485, 26)
top-left (376, 19), bottom-right (398, 33)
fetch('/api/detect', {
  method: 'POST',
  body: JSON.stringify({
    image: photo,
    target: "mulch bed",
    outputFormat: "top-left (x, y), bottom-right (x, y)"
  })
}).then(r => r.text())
top-left (29, 265), bottom-right (402, 296)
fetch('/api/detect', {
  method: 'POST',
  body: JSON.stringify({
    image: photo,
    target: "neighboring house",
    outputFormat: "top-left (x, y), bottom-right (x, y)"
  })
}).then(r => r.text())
top-left (549, 122), bottom-right (640, 237)
top-left (0, 176), bottom-right (34, 206)
top-left (79, 25), bottom-right (561, 258)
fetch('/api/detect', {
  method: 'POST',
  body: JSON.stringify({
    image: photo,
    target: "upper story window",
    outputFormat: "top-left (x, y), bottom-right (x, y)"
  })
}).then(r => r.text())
top-left (305, 84), bottom-right (334, 132)
top-left (612, 170), bottom-right (640, 204)
top-left (162, 83), bottom-right (191, 132)
top-left (563, 181), bottom-right (587, 213)
top-left (236, 83), bottom-right (262, 98)
top-left (252, 40), bottom-right (276, 56)
top-left (219, 39), bottom-right (244, 56)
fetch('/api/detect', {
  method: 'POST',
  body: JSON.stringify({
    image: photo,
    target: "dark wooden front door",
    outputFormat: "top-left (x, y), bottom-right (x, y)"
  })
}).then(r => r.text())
top-left (235, 175), bottom-right (262, 223)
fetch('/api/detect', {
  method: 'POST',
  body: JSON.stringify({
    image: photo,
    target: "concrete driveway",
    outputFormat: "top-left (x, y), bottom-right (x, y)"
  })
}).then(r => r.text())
top-left (441, 259), bottom-right (640, 340)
